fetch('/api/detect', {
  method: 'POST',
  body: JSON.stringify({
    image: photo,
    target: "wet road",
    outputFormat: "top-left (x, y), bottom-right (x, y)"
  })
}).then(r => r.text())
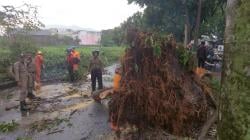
top-left (0, 64), bottom-right (119, 140)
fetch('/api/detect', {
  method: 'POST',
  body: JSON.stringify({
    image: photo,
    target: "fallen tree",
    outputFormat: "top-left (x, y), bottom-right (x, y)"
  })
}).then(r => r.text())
top-left (109, 29), bottom-right (215, 137)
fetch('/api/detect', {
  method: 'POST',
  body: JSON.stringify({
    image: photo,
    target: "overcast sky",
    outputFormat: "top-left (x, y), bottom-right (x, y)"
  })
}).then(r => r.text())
top-left (0, 0), bottom-right (142, 30)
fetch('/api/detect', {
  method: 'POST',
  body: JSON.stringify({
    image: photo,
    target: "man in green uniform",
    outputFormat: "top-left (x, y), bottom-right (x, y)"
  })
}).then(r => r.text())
top-left (14, 54), bottom-right (29, 111)
top-left (26, 53), bottom-right (37, 99)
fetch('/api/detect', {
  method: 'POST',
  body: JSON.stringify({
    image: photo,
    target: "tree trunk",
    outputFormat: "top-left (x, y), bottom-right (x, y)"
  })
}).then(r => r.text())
top-left (219, 0), bottom-right (250, 139)
top-left (183, 0), bottom-right (191, 47)
top-left (193, 0), bottom-right (202, 50)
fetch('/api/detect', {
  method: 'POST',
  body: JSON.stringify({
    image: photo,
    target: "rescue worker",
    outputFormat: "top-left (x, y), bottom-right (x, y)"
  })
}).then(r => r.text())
top-left (197, 41), bottom-right (207, 68)
top-left (14, 54), bottom-right (29, 111)
top-left (26, 53), bottom-right (37, 100)
top-left (66, 48), bottom-right (74, 81)
top-left (110, 66), bottom-right (122, 131)
top-left (35, 51), bottom-right (44, 90)
top-left (66, 47), bottom-right (80, 82)
top-left (113, 67), bottom-right (121, 92)
top-left (71, 47), bottom-right (80, 72)
top-left (89, 50), bottom-right (103, 92)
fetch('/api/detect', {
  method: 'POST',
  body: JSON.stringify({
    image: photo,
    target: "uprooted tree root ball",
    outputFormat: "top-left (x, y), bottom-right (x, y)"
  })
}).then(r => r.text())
top-left (109, 29), bottom-right (214, 137)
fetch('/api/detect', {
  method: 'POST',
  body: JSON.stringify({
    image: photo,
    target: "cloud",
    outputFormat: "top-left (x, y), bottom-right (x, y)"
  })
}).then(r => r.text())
top-left (0, 0), bottom-right (142, 30)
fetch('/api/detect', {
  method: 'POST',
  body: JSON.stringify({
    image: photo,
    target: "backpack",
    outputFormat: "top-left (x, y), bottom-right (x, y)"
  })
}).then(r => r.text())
top-left (8, 62), bottom-right (19, 79)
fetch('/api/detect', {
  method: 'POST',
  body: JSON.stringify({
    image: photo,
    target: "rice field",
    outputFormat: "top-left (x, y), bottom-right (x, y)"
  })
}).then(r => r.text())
top-left (0, 46), bottom-right (125, 83)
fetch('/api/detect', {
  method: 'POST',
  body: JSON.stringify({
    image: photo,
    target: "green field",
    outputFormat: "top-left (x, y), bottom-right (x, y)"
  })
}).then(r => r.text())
top-left (0, 46), bottom-right (125, 82)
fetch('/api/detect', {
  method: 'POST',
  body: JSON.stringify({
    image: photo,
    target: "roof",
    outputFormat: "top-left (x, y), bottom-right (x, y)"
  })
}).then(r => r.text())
top-left (27, 30), bottom-right (52, 36)
top-left (9, 29), bottom-right (52, 36)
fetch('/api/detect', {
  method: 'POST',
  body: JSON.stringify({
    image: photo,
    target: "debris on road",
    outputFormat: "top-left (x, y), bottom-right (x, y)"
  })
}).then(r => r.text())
top-left (46, 129), bottom-right (64, 135)
top-left (30, 117), bottom-right (70, 133)
top-left (69, 109), bottom-right (78, 117)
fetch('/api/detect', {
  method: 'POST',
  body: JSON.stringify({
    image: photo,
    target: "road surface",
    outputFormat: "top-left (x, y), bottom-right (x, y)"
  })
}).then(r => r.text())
top-left (0, 64), bottom-right (119, 140)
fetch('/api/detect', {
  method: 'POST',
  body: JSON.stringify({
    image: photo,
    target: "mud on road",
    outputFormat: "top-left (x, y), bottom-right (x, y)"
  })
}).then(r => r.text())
top-left (0, 64), bottom-right (119, 140)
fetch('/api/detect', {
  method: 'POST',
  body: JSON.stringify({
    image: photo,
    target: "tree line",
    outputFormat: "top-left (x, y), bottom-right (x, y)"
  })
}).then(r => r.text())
top-left (101, 0), bottom-right (227, 47)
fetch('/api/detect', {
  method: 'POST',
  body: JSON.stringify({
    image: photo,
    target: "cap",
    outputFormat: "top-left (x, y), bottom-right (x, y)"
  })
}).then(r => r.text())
top-left (37, 51), bottom-right (42, 54)
top-left (92, 49), bottom-right (100, 53)
top-left (20, 53), bottom-right (25, 58)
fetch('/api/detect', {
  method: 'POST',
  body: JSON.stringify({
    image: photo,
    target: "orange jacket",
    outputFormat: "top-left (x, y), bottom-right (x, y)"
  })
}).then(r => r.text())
top-left (72, 50), bottom-right (80, 59)
top-left (72, 50), bottom-right (80, 71)
top-left (113, 73), bottom-right (121, 91)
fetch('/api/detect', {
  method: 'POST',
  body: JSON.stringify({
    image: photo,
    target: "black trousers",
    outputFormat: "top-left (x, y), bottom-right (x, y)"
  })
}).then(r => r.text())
top-left (91, 69), bottom-right (103, 91)
top-left (198, 58), bottom-right (205, 68)
top-left (68, 65), bottom-right (74, 82)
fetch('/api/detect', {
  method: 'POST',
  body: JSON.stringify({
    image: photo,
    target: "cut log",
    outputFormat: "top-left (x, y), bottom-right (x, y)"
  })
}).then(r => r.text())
top-left (92, 87), bottom-right (113, 101)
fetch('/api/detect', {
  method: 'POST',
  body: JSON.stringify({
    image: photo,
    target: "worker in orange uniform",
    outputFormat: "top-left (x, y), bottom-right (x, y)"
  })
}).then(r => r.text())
top-left (71, 48), bottom-right (80, 72)
top-left (113, 67), bottom-right (121, 92)
top-left (67, 47), bottom-right (80, 82)
top-left (109, 66), bottom-right (122, 131)
top-left (35, 51), bottom-right (44, 91)
top-left (66, 48), bottom-right (74, 82)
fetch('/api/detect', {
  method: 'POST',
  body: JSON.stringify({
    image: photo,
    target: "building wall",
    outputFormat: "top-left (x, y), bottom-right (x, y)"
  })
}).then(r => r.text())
top-left (30, 35), bottom-right (78, 46)
top-left (78, 31), bottom-right (101, 45)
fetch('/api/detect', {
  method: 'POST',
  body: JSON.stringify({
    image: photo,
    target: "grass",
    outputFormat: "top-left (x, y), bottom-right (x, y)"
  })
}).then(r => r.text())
top-left (40, 45), bottom-right (124, 67)
top-left (0, 46), bottom-right (125, 82)
top-left (40, 46), bottom-right (124, 80)
top-left (16, 137), bottom-right (32, 140)
top-left (0, 120), bottom-right (19, 133)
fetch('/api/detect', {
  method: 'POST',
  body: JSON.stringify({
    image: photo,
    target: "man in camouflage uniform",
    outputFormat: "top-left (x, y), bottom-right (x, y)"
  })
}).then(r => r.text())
top-left (14, 54), bottom-right (29, 111)
top-left (25, 53), bottom-right (37, 99)
top-left (14, 53), bottom-right (37, 111)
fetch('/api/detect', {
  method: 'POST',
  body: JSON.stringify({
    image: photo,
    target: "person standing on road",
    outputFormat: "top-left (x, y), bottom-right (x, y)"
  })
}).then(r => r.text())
top-left (14, 54), bottom-right (29, 111)
top-left (89, 50), bottom-right (103, 92)
top-left (66, 47), bottom-right (81, 82)
top-left (66, 48), bottom-right (74, 82)
top-left (72, 48), bottom-right (80, 72)
top-left (35, 51), bottom-right (44, 91)
top-left (26, 53), bottom-right (38, 100)
top-left (113, 67), bottom-right (121, 92)
top-left (71, 47), bottom-right (81, 81)
top-left (197, 41), bottom-right (207, 68)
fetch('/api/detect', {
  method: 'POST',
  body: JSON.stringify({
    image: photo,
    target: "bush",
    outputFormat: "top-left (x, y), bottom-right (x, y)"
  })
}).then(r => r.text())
top-left (8, 35), bottom-right (38, 61)
top-left (176, 46), bottom-right (192, 69)
top-left (0, 35), bottom-right (38, 83)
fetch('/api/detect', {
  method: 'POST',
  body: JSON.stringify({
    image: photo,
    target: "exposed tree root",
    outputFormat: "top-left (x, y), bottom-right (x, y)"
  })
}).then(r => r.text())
top-left (109, 29), bottom-right (215, 138)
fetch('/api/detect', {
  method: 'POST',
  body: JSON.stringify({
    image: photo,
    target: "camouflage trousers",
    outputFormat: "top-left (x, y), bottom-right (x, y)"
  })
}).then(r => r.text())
top-left (19, 74), bottom-right (34, 101)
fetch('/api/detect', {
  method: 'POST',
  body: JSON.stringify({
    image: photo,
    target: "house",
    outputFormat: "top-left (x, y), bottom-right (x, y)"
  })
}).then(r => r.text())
top-left (9, 27), bottom-right (101, 45)
top-left (11, 29), bottom-right (56, 45)
top-left (75, 30), bottom-right (101, 45)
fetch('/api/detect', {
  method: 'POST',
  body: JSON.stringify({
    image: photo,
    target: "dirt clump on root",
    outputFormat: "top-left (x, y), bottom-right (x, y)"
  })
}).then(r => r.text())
top-left (109, 29), bottom-right (213, 137)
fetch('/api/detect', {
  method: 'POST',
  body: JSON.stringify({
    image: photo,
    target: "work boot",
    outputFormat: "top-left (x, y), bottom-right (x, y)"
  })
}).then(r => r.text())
top-left (27, 92), bottom-right (36, 99)
top-left (20, 101), bottom-right (29, 111)
top-left (27, 92), bottom-right (41, 100)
